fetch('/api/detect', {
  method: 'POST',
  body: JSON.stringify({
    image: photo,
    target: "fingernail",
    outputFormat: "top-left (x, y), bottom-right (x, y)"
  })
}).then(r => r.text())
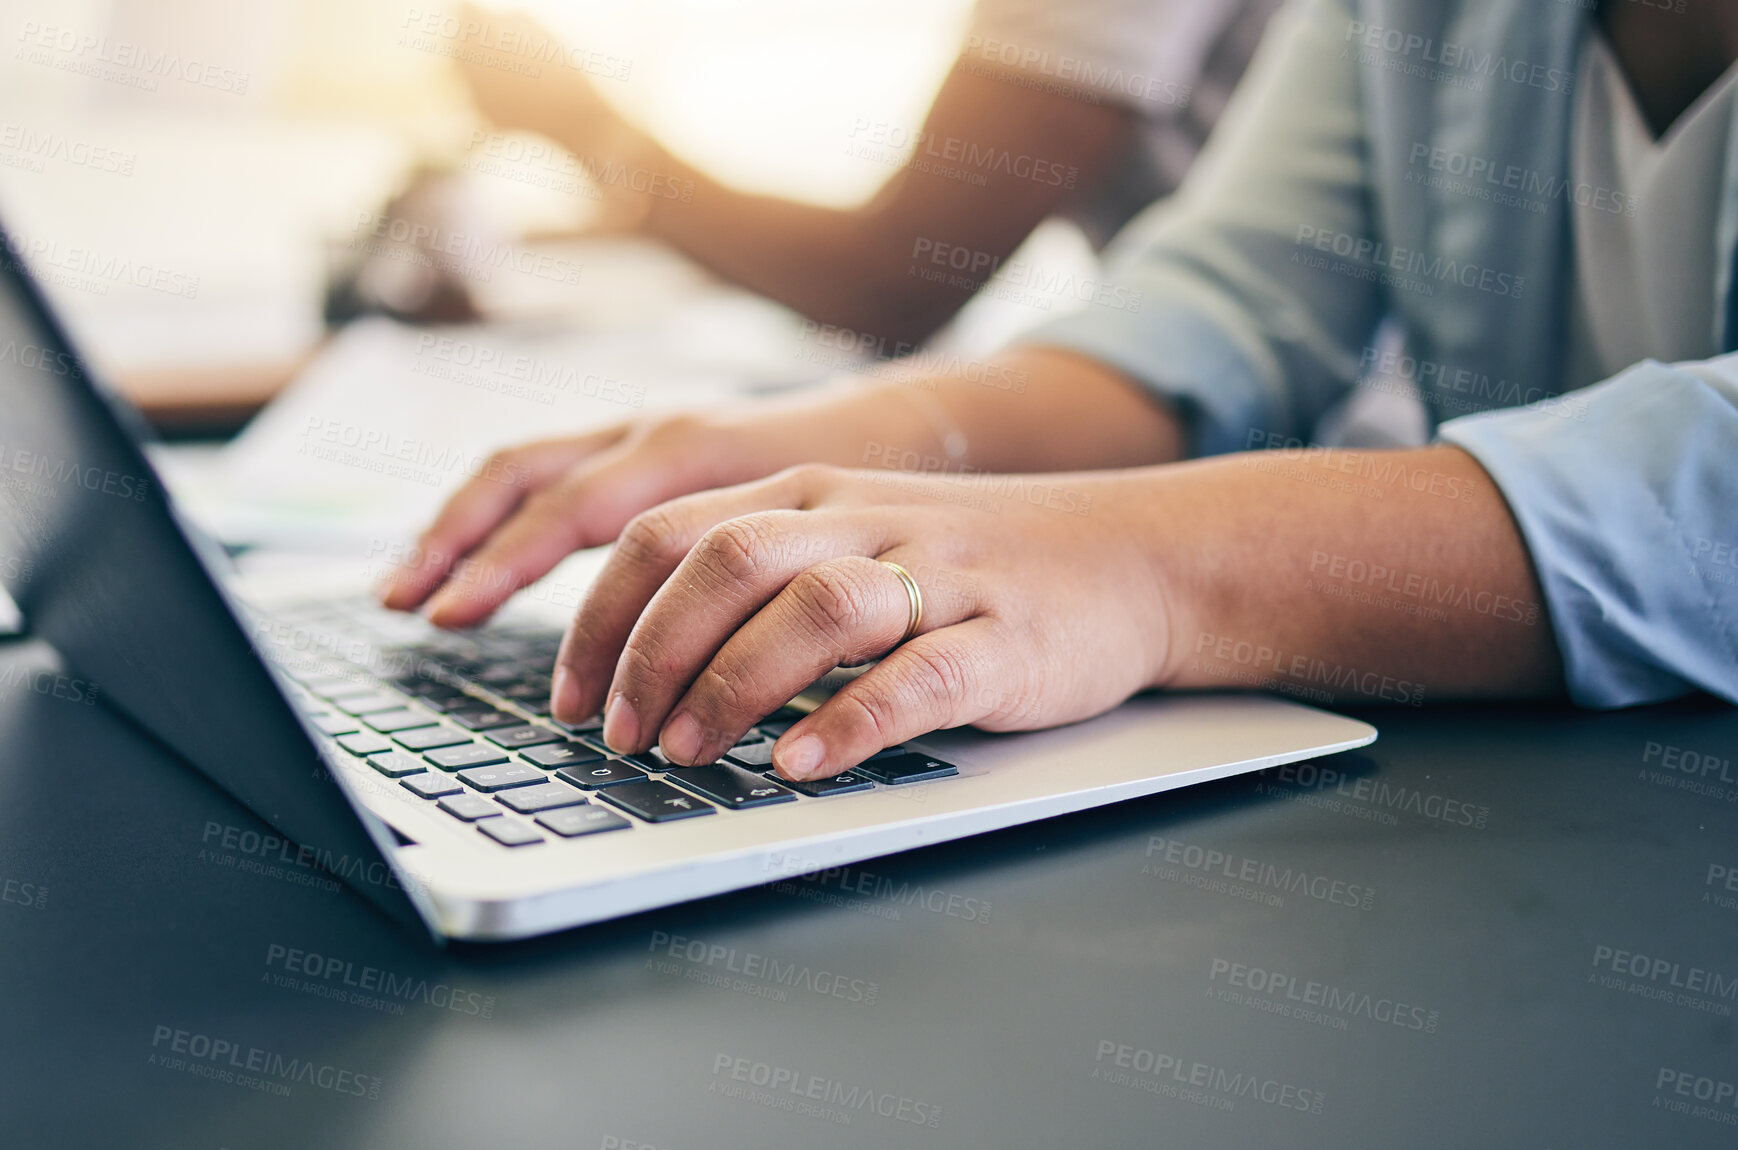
top-left (602, 692), bottom-right (639, 752)
top-left (776, 733), bottom-right (826, 780)
top-left (550, 666), bottom-right (582, 724)
top-left (661, 711), bottom-right (702, 764)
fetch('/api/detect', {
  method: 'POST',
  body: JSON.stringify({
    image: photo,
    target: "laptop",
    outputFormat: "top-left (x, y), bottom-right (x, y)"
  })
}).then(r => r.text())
top-left (0, 218), bottom-right (1376, 942)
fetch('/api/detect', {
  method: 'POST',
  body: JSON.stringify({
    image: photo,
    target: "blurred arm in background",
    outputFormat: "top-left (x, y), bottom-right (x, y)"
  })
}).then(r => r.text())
top-left (442, 0), bottom-right (1277, 348)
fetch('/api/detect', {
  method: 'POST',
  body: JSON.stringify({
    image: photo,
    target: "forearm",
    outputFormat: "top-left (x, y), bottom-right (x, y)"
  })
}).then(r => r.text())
top-left (710, 345), bottom-right (1187, 477)
top-left (1147, 444), bottom-right (1564, 703)
top-left (570, 64), bottom-right (1131, 346)
top-left (637, 154), bottom-right (973, 347)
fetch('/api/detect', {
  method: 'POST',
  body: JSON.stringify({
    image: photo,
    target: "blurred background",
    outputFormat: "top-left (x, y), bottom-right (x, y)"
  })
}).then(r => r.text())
top-left (0, 0), bottom-right (976, 431)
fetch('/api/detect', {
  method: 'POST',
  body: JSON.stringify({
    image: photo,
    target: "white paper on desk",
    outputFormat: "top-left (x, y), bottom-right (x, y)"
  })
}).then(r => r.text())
top-left (181, 315), bottom-right (805, 553)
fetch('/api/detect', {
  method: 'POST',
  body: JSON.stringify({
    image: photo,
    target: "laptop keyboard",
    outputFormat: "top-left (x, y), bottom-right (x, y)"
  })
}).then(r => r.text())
top-left (256, 597), bottom-right (959, 849)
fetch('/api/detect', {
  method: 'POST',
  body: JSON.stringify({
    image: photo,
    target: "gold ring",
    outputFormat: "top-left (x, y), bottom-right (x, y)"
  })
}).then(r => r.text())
top-left (879, 560), bottom-right (923, 646)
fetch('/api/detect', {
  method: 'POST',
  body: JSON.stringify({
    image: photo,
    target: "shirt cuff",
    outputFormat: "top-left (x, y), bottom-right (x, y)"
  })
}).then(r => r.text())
top-left (1437, 360), bottom-right (1738, 708)
top-left (1017, 296), bottom-right (1283, 457)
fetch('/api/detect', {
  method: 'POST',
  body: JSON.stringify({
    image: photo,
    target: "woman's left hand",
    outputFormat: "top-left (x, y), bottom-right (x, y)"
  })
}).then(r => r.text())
top-left (550, 463), bottom-right (1175, 781)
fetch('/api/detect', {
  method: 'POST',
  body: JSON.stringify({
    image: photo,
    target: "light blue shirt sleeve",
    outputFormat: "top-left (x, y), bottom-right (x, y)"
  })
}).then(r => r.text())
top-left (1438, 359), bottom-right (1738, 708)
top-left (1018, 0), bottom-right (1380, 455)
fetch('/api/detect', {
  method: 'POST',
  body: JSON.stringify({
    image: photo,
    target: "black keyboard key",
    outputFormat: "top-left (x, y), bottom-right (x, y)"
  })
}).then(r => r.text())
top-left (478, 817), bottom-right (543, 847)
top-left (786, 771), bottom-right (875, 797)
top-left (622, 748), bottom-right (674, 771)
top-left (554, 715), bottom-right (605, 735)
top-left (555, 761), bottom-right (647, 790)
top-left (596, 779), bottom-right (716, 823)
top-left (336, 692), bottom-right (410, 715)
top-left (521, 741), bottom-right (606, 770)
top-left (437, 793), bottom-right (500, 821)
top-left (494, 782), bottom-right (587, 814)
top-left (665, 764), bottom-right (797, 810)
top-left (336, 732), bottom-right (394, 757)
top-left (575, 734), bottom-right (615, 756)
top-left (457, 763), bottom-right (545, 792)
top-left (416, 691), bottom-right (477, 714)
top-left (402, 773), bottom-right (463, 799)
top-left (425, 743), bottom-right (508, 771)
top-left (399, 676), bottom-right (461, 696)
top-left (310, 679), bottom-right (379, 701)
top-left (367, 751), bottom-right (428, 778)
top-left (313, 714), bottom-right (361, 737)
top-left (855, 752), bottom-right (958, 785)
top-left (290, 669), bottom-right (351, 689)
top-left (485, 725), bottom-right (562, 750)
top-left (451, 708), bottom-right (523, 732)
top-left (363, 708), bottom-right (438, 734)
top-left (537, 805), bottom-right (630, 838)
top-left (724, 741), bottom-right (776, 769)
top-left (392, 725), bottom-right (472, 752)
top-left (754, 706), bottom-right (809, 736)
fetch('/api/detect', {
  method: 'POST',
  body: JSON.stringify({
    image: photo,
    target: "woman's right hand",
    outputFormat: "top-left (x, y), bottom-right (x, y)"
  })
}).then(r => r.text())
top-left (378, 410), bottom-right (783, 628)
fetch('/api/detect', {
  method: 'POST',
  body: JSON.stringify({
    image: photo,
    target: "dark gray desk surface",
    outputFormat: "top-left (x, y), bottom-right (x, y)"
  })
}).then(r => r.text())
top-left (3, 634), bottom-right (1736, 1149)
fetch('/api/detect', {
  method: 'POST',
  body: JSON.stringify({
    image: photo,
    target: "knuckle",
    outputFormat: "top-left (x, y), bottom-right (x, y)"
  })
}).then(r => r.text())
top-left (616, 630), bottom-right (686, 689)
top-left (615, 506), bottom-right (687, 570)
top-left (637, 412), bottom-right (706, 451)
top-left (694, 515), bottom-right (783, 585)
top-left (691, 659), bottom-right (766, 724)
top-left (899, 642), bottom-right (977, 716)
top-left (778, 462), bottom-right (841, 491)
top-left (787, 562), bottom-right (876, 638)
top-left (482, 447), bottom-right (531, 487)
top-left (830, 688), bottom-right (899, 750)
